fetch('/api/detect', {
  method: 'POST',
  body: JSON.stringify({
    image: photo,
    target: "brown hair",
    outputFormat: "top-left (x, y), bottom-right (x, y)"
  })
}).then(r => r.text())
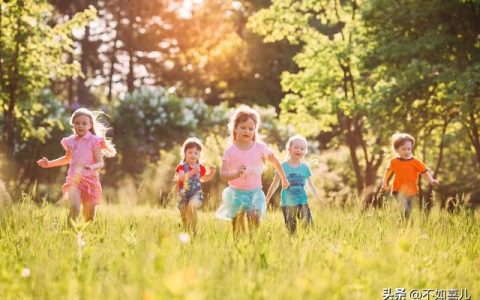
top-left (228, 105), bottom-right (261, 143)
top-left (181, 137), bottom-right (202, 162)
top-left (392, 133), bottom-right (415, 150)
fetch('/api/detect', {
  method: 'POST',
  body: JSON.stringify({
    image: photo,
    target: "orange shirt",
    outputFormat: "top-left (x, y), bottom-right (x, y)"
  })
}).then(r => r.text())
top-left (385, 157), bottom-right (427, 196)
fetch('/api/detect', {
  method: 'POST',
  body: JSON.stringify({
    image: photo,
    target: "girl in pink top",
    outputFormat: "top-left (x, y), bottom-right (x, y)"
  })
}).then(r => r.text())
top-left (216, 105), bottom-right (289, 235)
top-left (37, 108), bottom-right (116, 222)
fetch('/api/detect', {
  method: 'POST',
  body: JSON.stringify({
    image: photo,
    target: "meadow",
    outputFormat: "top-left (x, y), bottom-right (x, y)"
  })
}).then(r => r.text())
top-left (0, 198), bottom-right (478, 300)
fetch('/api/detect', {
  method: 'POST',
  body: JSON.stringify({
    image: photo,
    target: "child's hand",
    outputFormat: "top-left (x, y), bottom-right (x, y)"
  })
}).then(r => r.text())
top-left (237, 165), bottom-right (246, 178)
top-left (188, 165), bottom-right (200, 176)
top-left (84, 164), bottom-right (95, 170)
top-left (209, 165), bottom-right (217, 174)
top-left (381, 183), bottom-right (388, 192)
top-left (281, 178), bottom-right (289, 189)
top-left (430, 179), bottom-right (440, 186)
top-left (36, 157), bottom-right (50, 168)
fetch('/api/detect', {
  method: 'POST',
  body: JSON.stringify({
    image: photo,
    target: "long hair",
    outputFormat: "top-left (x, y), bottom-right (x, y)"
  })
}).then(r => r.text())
top-left (227, 105), bottom-right (261, 143)
top-left (70, 108), bottom-right (117, 157)
top-left (285, 134), bottom-right (308, 160)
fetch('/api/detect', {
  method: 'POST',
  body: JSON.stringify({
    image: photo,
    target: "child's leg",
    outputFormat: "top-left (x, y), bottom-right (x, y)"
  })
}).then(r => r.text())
top-left (404, 197), bottom-right (413, 220)
top-left (246, 210), bottom-right (260, 233)
top-left (185, 201), bottom-right (198, 233)
top-left (82, 201), bottom-right (96, 221)
top-left (232, 212), bottom-right (245, 236)
top-left (397, 193), bottom-right (413, 221)
top-left (282, 206), bottom-right (297, 234)
top-left (298, 204), bottom-right (313, 229)
top-left (67, 187), bottom-right (82, 222)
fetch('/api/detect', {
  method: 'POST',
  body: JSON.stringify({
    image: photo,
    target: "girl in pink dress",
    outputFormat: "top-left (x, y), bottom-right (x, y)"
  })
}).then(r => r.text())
top-left (37, 108), bottom-right (116, 222)
top-left (216, 105), bottom-right (289, 236)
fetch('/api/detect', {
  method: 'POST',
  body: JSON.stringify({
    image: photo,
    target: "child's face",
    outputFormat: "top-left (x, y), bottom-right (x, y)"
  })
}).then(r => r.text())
top-left (234, 118), bottom-right (256, 143)
top-left (72, 114), bottom-right (92, 137)
top-left (185, 147), bottom-right (200, 165)
top-left (396, 141), bottom-right (413, 159)
top-left (289, 139), bottom-right (307, 159)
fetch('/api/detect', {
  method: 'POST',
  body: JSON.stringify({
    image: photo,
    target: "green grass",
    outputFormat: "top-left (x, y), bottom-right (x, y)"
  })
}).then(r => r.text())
top-left (0, 200), bottom-right (479, 299)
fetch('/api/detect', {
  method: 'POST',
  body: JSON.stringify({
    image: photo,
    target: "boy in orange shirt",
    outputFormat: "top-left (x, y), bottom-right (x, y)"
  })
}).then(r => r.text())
top-left (382, 133), bottom-right (439, 220)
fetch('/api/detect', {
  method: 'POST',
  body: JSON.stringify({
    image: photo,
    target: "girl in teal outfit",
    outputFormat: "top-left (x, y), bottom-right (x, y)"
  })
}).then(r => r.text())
top-left (266, 135), bottom-right (320, 234)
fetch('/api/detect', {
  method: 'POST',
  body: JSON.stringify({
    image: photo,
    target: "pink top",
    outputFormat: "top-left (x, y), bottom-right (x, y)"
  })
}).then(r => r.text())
top-left (61, 132), bottom-right (106, 177)
top-left (222, 142), bottom-right (272, 190)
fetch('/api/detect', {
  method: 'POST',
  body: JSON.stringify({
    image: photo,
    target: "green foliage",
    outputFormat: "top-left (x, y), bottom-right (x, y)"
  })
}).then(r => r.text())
top-left (0, 0), bottom-right (96, 186)
top-left (111, 87), bottom-right (213, 176)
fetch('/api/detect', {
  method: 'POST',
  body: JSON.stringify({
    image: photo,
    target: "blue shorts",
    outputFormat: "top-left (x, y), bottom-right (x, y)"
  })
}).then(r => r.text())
top-left (215, 186), bottom-right (266, 220)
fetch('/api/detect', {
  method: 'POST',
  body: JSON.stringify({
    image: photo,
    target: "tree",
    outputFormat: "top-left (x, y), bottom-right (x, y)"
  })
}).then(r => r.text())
top-left (362, 0), bottom-right (480, 208)
top-left (249, 0), bottom-right (390, 205)
top-left (0, 0), bottom-right (95, 181)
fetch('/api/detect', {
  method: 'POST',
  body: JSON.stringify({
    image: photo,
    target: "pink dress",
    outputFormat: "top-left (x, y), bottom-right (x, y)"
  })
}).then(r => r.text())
top-left (215, 142), bottom-right (272, 220)
top-left (61, 132), bottom-right (106, 205)
top-left (222, 142), bottom-right (272, 190)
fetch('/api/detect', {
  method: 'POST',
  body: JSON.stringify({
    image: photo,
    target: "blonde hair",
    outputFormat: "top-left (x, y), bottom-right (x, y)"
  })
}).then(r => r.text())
top-left (180, 137), bottom-right (203, 162)
top-left (286, 134), bottom-right (308, 159)
top-left (391, 132), bottom-right (415, 150)
top-left (70, 108), bottom-right (117, 157)
top-left (228, 105), bottom-right (261, 143)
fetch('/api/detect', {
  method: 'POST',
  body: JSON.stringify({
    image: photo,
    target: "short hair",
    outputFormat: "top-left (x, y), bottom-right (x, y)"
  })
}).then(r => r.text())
top-left (181, 137), bottom-right (202, 161)
top-left (392, 133), bottom-right (415, 150)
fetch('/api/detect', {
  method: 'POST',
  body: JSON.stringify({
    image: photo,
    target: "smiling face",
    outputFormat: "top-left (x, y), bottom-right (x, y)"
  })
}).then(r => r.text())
top-left (289, 139), bottom-right (307, 160)
top-left (184, 146), bottom-right (201, 165)
top-left (72, 114), bottom-right (92, 137)
top-left (234, 117), bottom-right (256, 144)
top-left (395, 141), bottom-right (413, 159)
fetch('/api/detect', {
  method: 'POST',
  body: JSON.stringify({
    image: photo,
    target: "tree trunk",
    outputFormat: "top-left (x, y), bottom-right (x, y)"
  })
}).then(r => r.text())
top-left (107, 25), bottom-right (119, 101)
top-left (126, 6), bottom-right (135, 93)
top-left (467, 110), bottom-right (480, 170)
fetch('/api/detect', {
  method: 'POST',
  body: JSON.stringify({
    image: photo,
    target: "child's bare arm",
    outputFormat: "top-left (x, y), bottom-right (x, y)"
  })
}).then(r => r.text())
top-left (267, 153), bottom-right (289, 189)
top-left (265, 173), bottom-right (281, 204)
top-left (220, 160), bottom-right (244, 181)
top-left (36, 150), bottom-right (72, 168)
top-left (422, 171), bottom-right (439, 185)
top-left (381, 168), bottom-right (392, 191)
top-left (201, 165), bottom-right (217, 183)
top-left (85, 147), bottom-right (105, 170)
top-left (306, 177), bottom-right (321, 202)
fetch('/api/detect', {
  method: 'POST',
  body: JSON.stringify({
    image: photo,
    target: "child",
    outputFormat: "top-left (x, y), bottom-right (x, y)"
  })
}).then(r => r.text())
top-left (216, 105), bottom-right (289, 236)
top-left (176, 137), bottom-right (216, 233)
top-left (265, 135), bottom-right (320, 234)
top-left (381, 133), bottom-right (439, 220)
top-left (37, 108), bottom-right (116, 222)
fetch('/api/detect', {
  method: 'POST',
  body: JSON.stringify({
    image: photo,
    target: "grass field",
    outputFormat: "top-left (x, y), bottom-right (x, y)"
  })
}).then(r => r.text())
top-left (0, 199), bottom-right (479, 300)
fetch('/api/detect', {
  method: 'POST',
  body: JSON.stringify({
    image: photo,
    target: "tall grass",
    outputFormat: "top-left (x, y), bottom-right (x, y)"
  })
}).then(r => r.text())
top-left (0, 198), bottom-right (478, 299)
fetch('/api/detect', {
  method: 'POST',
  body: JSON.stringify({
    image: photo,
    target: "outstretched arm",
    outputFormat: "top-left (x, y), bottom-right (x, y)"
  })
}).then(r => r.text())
top-left (422, 171), bottom-right (439, 186)
top-left (37, 149), bottom-right (72, 168)
top-left (306, 177), bottom-right (321, 202)
top-left (201, 165), bottom-right (217, 183)
top-left (265, 173), bottom-right (281, 204)
top-left (267, 153), bottom-right (289, 189)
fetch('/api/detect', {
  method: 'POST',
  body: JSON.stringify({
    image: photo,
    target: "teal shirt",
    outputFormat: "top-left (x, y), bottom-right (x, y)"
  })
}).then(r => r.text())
top-left (280, 161), bottom-right (312, 206)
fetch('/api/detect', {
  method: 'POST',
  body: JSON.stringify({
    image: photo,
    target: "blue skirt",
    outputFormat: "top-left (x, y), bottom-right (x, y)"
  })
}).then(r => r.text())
top-left (215, 186), bottom-right (266, 220)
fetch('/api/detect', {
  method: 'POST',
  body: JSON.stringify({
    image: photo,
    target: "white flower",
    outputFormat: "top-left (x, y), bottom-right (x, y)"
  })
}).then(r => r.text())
top-left (77, 233), bottom-right (86, 248)
top-left (21, 268), bottom-right (30, 278)
top-left (178, 233), bottom-right (190, 244)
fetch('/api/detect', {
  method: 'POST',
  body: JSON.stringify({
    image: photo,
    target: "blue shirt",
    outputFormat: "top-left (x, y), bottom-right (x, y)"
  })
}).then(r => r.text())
top-left (280, 161), bottom-right (312, 206)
